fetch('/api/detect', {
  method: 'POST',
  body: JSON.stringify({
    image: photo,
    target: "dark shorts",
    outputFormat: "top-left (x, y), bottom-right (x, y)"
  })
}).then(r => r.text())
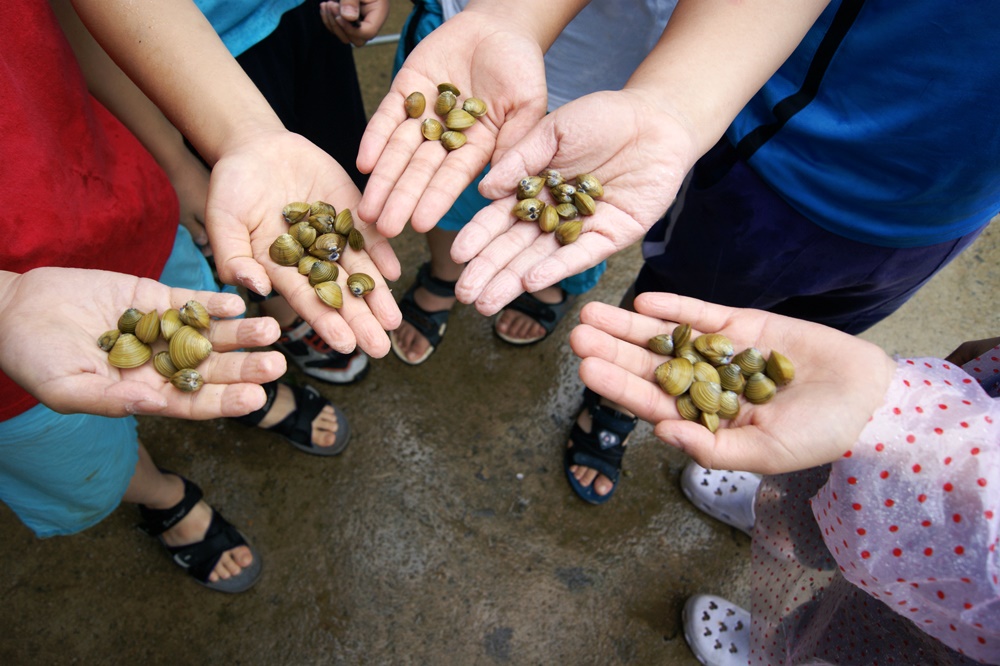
top-left (636, 140), bottom-right (986, 334)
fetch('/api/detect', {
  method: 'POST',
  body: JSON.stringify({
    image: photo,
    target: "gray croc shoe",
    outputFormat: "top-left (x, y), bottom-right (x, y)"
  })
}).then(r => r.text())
top-left (680, 460), bottom-right (761, 536)
top-left (683, 594), bottom-right (751, 666)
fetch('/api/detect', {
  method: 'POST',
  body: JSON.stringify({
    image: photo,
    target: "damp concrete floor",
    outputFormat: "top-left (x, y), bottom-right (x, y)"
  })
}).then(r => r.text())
top-left (2, 6), bottom-right (998, 665)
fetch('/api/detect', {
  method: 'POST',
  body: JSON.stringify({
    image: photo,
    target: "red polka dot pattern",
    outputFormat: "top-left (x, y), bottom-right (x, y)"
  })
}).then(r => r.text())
top-left (749, 353), bottom-right (1000, 664)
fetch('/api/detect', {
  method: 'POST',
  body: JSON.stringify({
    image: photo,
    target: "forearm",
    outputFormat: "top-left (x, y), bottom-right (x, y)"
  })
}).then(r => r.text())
top-left (624, 0), bottom-right (831, 158)
top-left (68, 0), bottom-right (283, 166)
top-left (462, 0), bottom-right (591, 53)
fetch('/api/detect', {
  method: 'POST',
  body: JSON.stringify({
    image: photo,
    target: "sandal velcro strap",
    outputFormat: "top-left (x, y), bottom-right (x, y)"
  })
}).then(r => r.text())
top-left (230, 380), bottom-right (279, 428)
top-left (415, 261), bottom-right (457, 297)
top-left (565, 390), bottom-right (639, 504)
top-left (166, 510), bottom-right (249, 584)
top-left (137, 473), bottom-right (203, 537)
top-left (268, 384), bottom-right (324, 443)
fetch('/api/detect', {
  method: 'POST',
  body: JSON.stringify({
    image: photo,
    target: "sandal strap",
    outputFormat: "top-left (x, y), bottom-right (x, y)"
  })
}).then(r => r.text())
top-left (265, 383), bottom-right (327, 447)
top-left (164, 509), bottom-right (248, 583)
top-left (229, 380), bottom-right (279, 428)
top-left (504, 291), bottom-right (574, 333)
top-left (137, 473), bottom-right (203, 537)
top-left (567, 391), bottom-right (639, 482)
top-left (396, 262), bottom-right (455, 348)
top-left (415, 261), bottom-right (457, 298)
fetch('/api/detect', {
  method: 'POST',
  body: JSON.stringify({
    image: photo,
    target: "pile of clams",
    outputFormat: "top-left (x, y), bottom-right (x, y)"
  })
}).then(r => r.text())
top-left (404, 83), bottom-right (488, 151)
top-left (270, 201), bottom-right (377, 309)
top-left (511, 170), bottom-right (604, 245)
top-left (649, 323), bottom-right (795, 432)
top-left (98, 300), bottom-right (214, 392)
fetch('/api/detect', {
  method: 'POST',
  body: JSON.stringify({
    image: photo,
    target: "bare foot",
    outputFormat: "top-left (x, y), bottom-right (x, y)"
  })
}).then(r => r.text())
top-left (390, 284), bottom-right (456, 363)
top-left (256, 383), bottom-right (341, 449)
top-left (495, 286), bottom-right (565, 343)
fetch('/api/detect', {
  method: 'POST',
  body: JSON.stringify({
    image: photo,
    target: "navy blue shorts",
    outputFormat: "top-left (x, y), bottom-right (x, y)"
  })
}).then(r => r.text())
top-left (637, 140), bottom-right (986, 334)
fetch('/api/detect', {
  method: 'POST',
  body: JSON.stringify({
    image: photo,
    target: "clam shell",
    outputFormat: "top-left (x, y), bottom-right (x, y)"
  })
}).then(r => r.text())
top-left (308, 260), bottom-right (340, 286)
top-left (539, 168), bottom-right (564, 188)
top-left (170, 368), bottom-right (204, 393)
top-left (334, 208), bottom-right (354, 236)
top-left (298, 255), bottom-right (321, 275)
top-left (718, 363), bottom-right (746, 394)
top-left (462, 97), bottom-right (487, 118)
top-left (153, 351), bottom-right (179, 378)
top-left (179, 300), bottom-right (210, 330)
top-left (421, 118), bottom-right (443, 141)
top-left (282, 201), bottom-right (311, 224)
top-left (348, 228), bottom-right (365, 251)
top-left (574, 173), bottom-right (604, 198)
top-left (169, 325), bottom-right (213, 369)
top-left (744, 372), bottom-right (776, 404)
top-left (437, 82), bottom-right (461, 97)
top-left (288, 221), bottom-right (317, 248)
top-left (117, 308), bottom-right (144, 334)
top-left (308, 213), bottom-right (335, 234)
top-left (765, 351), bottom-right (795, 386)
top-left (512, 198), bottom-right (544, 222)
top-left (689, 381), bottom-right (722, 414)
top-left (309, 201), bottom-right (336, 217)
top-left (692, 361), bottom-right (721, 384)
top-left (573, 191), bottom-right (596, 216)
top-left (733, 347), bottom-right (766, 376)
top-left (555, 203), bottom-right (579, 220)
top-left (554, 220), bottom-right (583, 245)
top-left (699, 411), bottom-right (720, 433)
top-left (97, 329), bottom-right (120, 352)
top-left (441, 130), bottom-right (467, 151)
top-left (676, 394), bottom-right (700, 421)
top-left (434, 90), bottom-right (457, 116)
top-left (108, 333), bottom-right (151, 369)
top-left (672, 323), bottom-right (691, 349)
top-left (694, 333), bottom-right (735, 366)
top-left (718, 390), bottom-right (741, 420)
top-left (538, 205), bottom-right (560, 233)
top-left (654, 357), bottom-right (693, 396)
top-left (269, 233), bottom-right (305, 266)
top-left (347, 273), bottom-right (375, 297)
top-left (648, 334), bottom-right (674, 356)
top-left (315, 281), bottom-right (343, 309)
top-left (160, 309), bottom-right (183, 341)
top-left (309, 233), bottom-right (346, 261)
top-left (675, 343), bottom-right (706, 366)
top-left (445, 108), bottom-right (476, 131)
top-left (550, 183), bottom-right (576, 204)
top-left (404, 91), bottom-right (425, 118)
top-left (517, 176), bottom-right (545, 200)
top-left (134, 309), bottom-right (161, 344)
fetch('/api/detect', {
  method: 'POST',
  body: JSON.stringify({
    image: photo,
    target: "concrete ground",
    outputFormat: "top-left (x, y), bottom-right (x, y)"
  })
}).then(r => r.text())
top-left (2, 5), bottom-right (997, 665)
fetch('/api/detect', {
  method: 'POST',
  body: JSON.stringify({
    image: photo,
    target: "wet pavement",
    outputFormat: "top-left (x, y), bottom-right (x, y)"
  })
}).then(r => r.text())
top-left (2, 6), bottom-right (998, 665)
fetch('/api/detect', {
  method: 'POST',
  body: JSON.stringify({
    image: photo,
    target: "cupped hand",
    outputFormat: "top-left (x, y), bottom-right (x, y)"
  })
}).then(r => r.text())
top-left (204, 128), bottom-right (401, 357)
top-left (451, 90), bottom-right (699, 315)
top-left (356, 10), bottom-right (549, 238)
top-left (0, 267), bottom-right (288, 419)
top-left (319, 0), bottom-right (389, 47)
top-left (568, 293), bottom-right (898, 475)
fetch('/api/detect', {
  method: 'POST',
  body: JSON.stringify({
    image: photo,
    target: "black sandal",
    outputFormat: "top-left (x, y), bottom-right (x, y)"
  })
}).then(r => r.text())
top-left (137, 472), bottom-right (262, 593)
top-left (494, 290), bottom-right (577, 346)
top-left (232, 380), bottom-right (351, 456)
top-left (565, 388), bottom-right (639, 505)
top-left (390, 262), bottom-right (458, 365)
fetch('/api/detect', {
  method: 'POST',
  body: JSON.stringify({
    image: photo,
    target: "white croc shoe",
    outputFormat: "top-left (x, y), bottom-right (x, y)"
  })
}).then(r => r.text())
top-left (680, 461), bottom-right (761, 536)
top-left (683, 594), bottom-right (751, 666)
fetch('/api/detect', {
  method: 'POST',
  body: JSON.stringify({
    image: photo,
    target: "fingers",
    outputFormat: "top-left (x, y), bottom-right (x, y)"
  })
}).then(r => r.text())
top-left (201, 315), bottom-right (280, 352)
top-left (631, 293), bottom-right (738, 337)
top-left (577, 357), bottom-right (678, 426)
top-left (357, 92), bottom-right (420, 209)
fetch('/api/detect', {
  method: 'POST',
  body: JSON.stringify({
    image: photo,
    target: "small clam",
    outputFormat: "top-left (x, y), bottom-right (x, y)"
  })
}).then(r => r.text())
top-left (170, 368), bottom-right (204, 393)
top-left (512, 198), bottom-right (544, 222)
top-left (573, 191), bottom-right (597, 216)
top-left (765, 351), bottom-right (795, 386)
top-left (689, 381), bottom-right (722, 414)
top-left (160, 309), bottom-right (183, 341)
top-left (692, 361), bottom-right (721, 384)
top-left (434, 90), bottom-right (457, 116)
top-left (574, 173), bottom-right (604, 198)
top-left (744, 372), bottom-right (777, 404)
top-left (538, 205), bottom-right (560, 233)
top-left (555, 203), bottom-right (579, 220)
top-left (315, 281), bottom-right (343, 309)
top-left (178, 300), bottom-right (210, 330)
top-left (308, 260), bottom-right (339, 286)
top-left (675, 343), bottom-right (706, 365)
top-left (282, 201), bottom-right (311, 224)
top-left (309, 233), bottom-right (346, 261)
top-left (550, 182), bottom-right (576, 204)
top-left (347, 273), bottom-right (376, 297)
top-left (421, 118), bottom-right (443, 141)
top-left (298, 255), bottom-right (321, 276)
top-left (269, 233), bottom-right (305, 266)
top-left (134, 309), bottom-right (161, 344)
top-left (348, 228), bottom-right (365, 252)
top-left (334, 208), bottom-right (354, 235)
top-left (718, 390), bottom-right (741, 420)
top-left (404, 91), bottom-right (426, 118)
top-left (440, 130), bottom-right (467, 151)
top-left (733, 347), bottom-right (766, 376)
top-left (462, 97), bottom-right (487, 118)
top-left (718, 363), bottom-right (746, 394)
top-left (694, 333), bottom-right (735, 366)
top-left (169, 325), bottom-right (213, 369)
top-left (153, 351), bottom-right (179, 378)
top-left (676, 394), bottom-right (700, 422)
top-left (117, 308), bottom-right (144, 334)
top-left (648, 334), bottom-right (674, 356)
top-left (672, 323), bottom-right (692, 349)
top-left (444, 108), bottom-right (476, 131)
top-left (108, 333), bottom-right (152, 369)
top-left (555, 220), bottom-right (583, 245)
top-left (437, 82), bottom-right (461, 97)
top-left (309, 201), bottom-right (336, 218)
top-left (654, 357), bottom-right (693, 396)
top-left (97, 329), bottom-right (120, 352)
top-left (699, 412), bottom-right (720, 433)
top-left (516, 176), bottom-right (545, 200)
top-left (308, 213), bottom-right (335, 235)
top-left (539, 168), bottom-right (564, 188)
top-left (289, 220), bottom-right (317, 248)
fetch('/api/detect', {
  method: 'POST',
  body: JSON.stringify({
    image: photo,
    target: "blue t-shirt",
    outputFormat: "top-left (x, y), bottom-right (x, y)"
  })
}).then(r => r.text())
top-left (194, 0), bottom-right (303, 56)
top-left (727, 0), bottom-right (1000, 248)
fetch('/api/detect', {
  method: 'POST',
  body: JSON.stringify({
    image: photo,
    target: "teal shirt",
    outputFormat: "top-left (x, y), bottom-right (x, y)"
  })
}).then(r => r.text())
top-left (194, 0), bottom-right (303, 56)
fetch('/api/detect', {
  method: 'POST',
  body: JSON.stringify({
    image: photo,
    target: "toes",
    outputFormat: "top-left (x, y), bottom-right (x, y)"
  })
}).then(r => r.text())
top-left (311, 404), bottom-right (340, 448)
top-left (593, 475), bottom-right (613, 496)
